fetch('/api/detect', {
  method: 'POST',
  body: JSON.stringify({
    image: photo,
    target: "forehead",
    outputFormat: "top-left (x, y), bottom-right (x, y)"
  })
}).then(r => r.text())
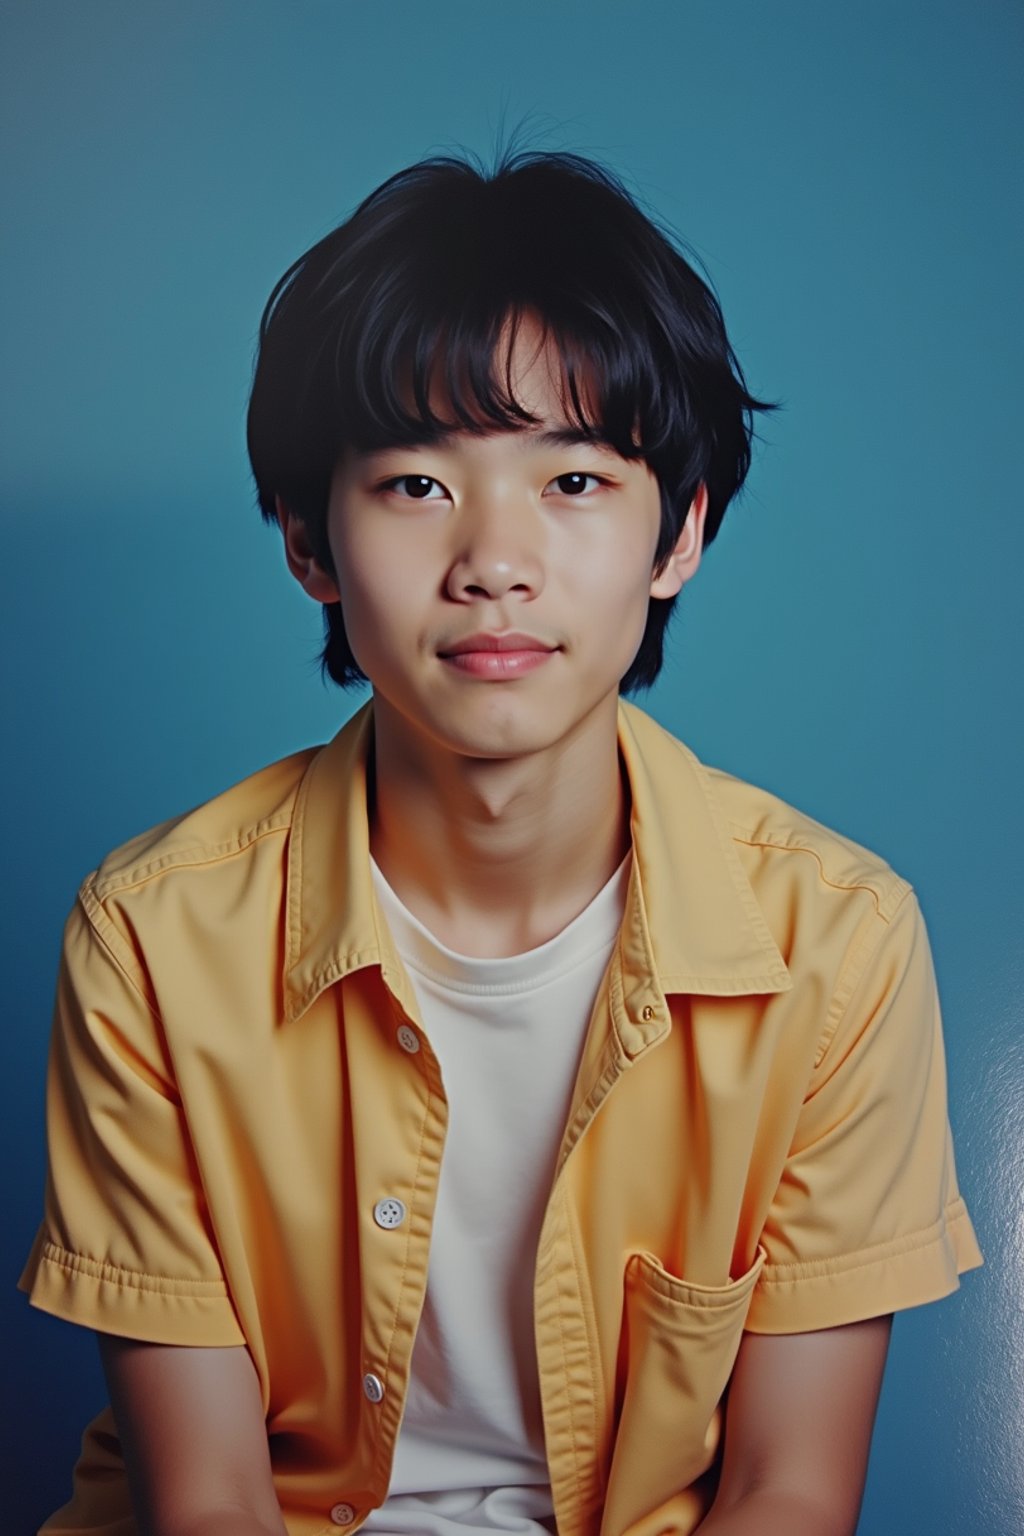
top-left (488, 315), bottom-right (575, 410)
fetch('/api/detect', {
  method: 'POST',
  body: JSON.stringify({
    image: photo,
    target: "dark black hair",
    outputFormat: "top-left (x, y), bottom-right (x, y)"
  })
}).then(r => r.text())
top-left (247, 148), bottom-right (770, 692)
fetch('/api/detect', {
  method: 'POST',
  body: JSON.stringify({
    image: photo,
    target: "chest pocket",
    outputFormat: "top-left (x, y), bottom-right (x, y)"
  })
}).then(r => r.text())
top-left (600, 1247), bottom-right (766, 1536)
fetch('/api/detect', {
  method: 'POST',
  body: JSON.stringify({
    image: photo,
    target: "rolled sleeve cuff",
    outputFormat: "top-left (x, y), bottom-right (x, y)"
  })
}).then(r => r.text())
top-left (744, 1198), bottom-right (983, 1334)
top-left (19, 1235), bottom-right (246, 1347)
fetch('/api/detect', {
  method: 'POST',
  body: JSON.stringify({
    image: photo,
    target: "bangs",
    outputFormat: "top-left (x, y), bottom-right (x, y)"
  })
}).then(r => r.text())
top-left (332, 303), bottom-right (656, 465)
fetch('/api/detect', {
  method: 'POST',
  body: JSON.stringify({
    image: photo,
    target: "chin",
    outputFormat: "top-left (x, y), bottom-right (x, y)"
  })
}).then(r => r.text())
top-left (436, 715), bottom-right (561, 762)
top-left (435, 690), bottom-right (619, 764)
top-left (372, 667), bottom-right (622, 763)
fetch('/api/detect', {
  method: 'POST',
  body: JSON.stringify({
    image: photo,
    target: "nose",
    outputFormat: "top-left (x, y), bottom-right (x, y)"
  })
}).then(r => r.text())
top-left (444, 497), bottom-right (544, 603)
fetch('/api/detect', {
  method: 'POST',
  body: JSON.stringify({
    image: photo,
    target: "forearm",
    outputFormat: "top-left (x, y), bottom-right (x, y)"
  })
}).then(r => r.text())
top-left (696, 1487), bottom-right (853, 1536)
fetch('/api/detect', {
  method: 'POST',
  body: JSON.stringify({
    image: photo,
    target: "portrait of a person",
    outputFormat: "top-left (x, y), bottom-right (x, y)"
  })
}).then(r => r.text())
top-left (18, 149), bottom-right (983, 1536)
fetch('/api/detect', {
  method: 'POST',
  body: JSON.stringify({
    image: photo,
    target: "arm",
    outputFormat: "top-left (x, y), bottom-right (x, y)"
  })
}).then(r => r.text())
top-left (99, 1335), bottom-right (289, 1536)
top-left (696, 1314), bottom-right (892, 1536)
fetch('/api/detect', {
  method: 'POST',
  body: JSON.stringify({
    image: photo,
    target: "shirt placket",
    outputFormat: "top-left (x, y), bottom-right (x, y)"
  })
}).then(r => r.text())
top-left (374, 997), bottom-right (448, 1498)
top-left (331, 966), bottom-right (449, 1530)
top-left (532, 936), bottom-right (671, 1536)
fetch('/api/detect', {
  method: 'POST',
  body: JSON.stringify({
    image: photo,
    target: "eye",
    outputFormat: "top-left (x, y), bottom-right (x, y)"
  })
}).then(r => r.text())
top-left (382, 474), bottom-right (447, 501)
top-left (547, 472), bottom-right (605, 497)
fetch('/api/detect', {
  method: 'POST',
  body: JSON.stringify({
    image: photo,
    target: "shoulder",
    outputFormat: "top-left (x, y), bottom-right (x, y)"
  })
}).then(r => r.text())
top-left (63, 745), bottom-right (326, 1002)
top-left (619, 703), bottom-right (917, 1012)
top-left (85, 746), bottom-right (321, 908)
top-left (693, 755), bottom-right (941, 1081)
top-left (705, 760), bottom-right (911, 924)
top-left (622, 700), bottom-right (910, 920)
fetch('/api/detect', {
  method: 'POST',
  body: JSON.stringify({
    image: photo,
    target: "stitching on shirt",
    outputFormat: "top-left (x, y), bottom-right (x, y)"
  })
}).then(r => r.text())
top-left (379, 1074), bottom-right (435, 1436)
top-left (606, 947), bottom-right (627, 1055)
top-left (369, 983), bottom-right (442, 1493)
top-left (655, 968), bottom-right (794, 994)
top-left (91, 814), bottom-right (294, 899)
top-left (813, 886), bottom-right (917, 1069)
top-left (551, 1192), bottom-right (585, 1511)
top-left (757, 1205), bottom-right (960, 1285)
top-left (77, 891), bottom-right (165, 1026)
top-left (815, 911), bottom-right (888, 1068)
top-left (39, 1241), bottom-right (230, 1296)
top-left (728, 831), bottom-right (908, 916)
top-left (286, 949), bottom-right (387, 1023)
top-left (556, 1056), bottom-right (616, 1180)
top-left (287, 763), bottom-right (312, 982)
top-left (566, 1192), bottom-right (604, 1504)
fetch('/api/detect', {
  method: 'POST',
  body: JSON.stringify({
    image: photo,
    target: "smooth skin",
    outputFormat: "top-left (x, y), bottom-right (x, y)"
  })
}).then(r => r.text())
top-left (101, 319), bottom-right (893, 1532)
top-left (698, 1317), bottom-right (892, 1534)
top-left (99, 1336), bottom-right (286, 1536)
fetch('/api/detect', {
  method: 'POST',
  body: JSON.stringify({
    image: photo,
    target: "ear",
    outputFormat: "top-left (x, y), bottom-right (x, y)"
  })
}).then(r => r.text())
top-left (649, 485), bottom-right (708, 600)
top-left (276, 497), bottom-right (341, 604)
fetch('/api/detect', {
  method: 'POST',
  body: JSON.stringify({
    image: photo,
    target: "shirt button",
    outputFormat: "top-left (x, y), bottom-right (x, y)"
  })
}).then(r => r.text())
top-left (396, 1024), bottom-right (420, 1053)
top-left (330, 1503), bottom-right (356, 1526)
top-left (363, 1371), bottom-right (385, 1403)
top-left (373, 1197), bottom-right (407, 1230)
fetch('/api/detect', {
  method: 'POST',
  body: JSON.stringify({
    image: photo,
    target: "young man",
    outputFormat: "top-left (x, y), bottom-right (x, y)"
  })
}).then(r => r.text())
top-left (22, 151), bottom-right (980, 1536)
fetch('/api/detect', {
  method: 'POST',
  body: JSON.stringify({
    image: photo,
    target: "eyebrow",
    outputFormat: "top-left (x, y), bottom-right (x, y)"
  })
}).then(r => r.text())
top-left (359, 424), bottom-right (625, 456)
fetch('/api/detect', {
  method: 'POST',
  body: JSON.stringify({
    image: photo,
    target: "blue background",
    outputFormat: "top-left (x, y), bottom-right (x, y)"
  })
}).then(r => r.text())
top-left (2, 3), bottom-right (1020, 1531)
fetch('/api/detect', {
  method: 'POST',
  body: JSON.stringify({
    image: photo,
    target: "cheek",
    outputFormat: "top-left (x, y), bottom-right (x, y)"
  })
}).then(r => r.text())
top-left (602, 523), bottom-right (662, 629)
top-left (331, 529), bottom-right (430, 674)
top-left (575, 534), bottom-right (659, 613)
top-left (333, 518), bottom-right (390, 604)
top-left (331, 538), bottom-right (384, 633)
top-left (568, 552), bottom-right (656, 680)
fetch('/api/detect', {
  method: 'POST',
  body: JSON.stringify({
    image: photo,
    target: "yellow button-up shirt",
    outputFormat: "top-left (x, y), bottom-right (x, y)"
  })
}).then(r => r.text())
top-left (21, 702), bottom-right (981, 1536)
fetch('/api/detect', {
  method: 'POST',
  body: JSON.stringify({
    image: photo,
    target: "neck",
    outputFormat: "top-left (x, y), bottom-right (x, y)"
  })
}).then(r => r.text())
top-left (369, 698), bottom-right (630, 958)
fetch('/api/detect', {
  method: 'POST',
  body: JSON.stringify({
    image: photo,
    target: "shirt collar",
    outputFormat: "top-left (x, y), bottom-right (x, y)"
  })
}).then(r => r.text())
top-left (282, 699), bottom-right (790, 1024)
top-left (617, 701), bottom-right (790, 996)
top-left (282, 702), bottom-right (394, 1024)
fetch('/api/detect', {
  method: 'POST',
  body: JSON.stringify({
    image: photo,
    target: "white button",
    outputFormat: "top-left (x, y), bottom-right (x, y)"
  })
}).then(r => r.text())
top-left (330, 1503), bottom-right (356, 1527)
top-left (396, 1024), bottom-right (420, 1053)
top-left (373, 1197), bottom-right (407, 1230)
top-left (363, 1371), bottom-right (385, 1403)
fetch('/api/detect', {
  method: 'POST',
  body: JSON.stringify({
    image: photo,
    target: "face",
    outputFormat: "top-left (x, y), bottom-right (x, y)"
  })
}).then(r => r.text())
top-left (280, 318), bottom-right (706, 764)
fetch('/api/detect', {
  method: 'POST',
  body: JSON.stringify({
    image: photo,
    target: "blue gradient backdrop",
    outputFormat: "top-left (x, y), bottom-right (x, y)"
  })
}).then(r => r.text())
top-left (2, 4), bottom-right (1020, 1531)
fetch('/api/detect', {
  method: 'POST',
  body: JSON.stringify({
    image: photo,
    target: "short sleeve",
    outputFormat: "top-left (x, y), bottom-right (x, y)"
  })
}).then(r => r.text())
top-left (746, 889), bottom-right (982, 1333)
top-left (19, 888), bottom-right (245, 1346)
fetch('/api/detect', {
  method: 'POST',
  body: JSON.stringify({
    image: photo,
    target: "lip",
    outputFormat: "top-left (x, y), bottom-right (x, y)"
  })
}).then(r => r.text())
top-left (437, 631), bottom-right (559, 679)
top-left (438, 632), bottom-right (558, 656)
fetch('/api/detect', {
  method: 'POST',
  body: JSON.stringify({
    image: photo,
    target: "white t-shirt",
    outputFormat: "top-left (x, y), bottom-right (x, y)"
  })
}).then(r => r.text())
top-left (363, 855), bottom-right (631, 1536)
